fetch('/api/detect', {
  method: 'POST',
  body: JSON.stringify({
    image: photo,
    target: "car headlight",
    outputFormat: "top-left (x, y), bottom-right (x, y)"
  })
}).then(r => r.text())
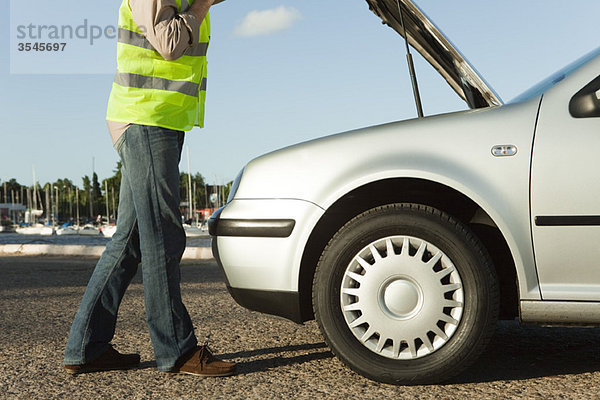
top-left (227, 167), bottom-right (245, 204)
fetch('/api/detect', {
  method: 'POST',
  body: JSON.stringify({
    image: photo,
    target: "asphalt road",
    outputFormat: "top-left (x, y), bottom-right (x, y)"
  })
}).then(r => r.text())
top-left (2, 256), bottom-right (600, 399)
top-left (0, 233), bottom-right (211, 247)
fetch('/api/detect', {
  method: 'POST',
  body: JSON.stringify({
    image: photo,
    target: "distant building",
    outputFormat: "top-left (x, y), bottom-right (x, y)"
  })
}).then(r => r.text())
top-left (0, 203), bottom-right (26, 223)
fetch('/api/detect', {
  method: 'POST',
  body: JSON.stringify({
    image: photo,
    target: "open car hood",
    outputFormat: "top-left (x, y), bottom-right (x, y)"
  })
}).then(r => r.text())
top-left (366, 0), bottom-right (503, 108)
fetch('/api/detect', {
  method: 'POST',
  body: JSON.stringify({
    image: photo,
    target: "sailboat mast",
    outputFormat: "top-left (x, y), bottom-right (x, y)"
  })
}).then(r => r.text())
top-left (32, 165), bottom-right (38, 211)
top-left (76, 188), bottom-right (80, 226)
top-left (105, 180), bottom-right (109, 223)
top-left (186, 145), bottom-right (193, 222)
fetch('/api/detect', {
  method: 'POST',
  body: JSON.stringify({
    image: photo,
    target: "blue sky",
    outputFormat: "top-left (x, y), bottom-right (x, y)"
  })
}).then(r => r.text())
top-left (2, 0), bottom-right (600, 187)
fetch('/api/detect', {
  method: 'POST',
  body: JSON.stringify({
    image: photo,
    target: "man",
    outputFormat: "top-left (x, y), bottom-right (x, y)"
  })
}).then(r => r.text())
top-left (63, 0), bottom-right (235, 377)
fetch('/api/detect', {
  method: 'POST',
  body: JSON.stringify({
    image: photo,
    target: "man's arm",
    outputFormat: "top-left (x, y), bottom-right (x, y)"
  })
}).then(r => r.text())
top-left (189, 0), bottom-right (225, 21)
top-left (130, 0), bottom-right (219, 61)
top-left (187, 0), bottom-right (213, 29)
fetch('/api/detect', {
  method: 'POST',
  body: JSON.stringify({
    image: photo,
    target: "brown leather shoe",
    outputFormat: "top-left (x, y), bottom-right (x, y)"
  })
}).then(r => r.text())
top-left (172, 345), bottom-right (236, 377)
top-left (64, 345), bottom-right (140, 375)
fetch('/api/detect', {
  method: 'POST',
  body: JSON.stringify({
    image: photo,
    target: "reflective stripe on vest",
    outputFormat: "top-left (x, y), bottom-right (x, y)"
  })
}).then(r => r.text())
top-left (114, 71), bottom-right (207, 96)
top-left (106, 0), bottom-right (209, 132)
top-left (117, 28), bottom-right (209, 57)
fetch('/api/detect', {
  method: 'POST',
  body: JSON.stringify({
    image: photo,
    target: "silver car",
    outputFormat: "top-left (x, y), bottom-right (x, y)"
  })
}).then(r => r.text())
top-left (209, 0), bottom-right (600, 384)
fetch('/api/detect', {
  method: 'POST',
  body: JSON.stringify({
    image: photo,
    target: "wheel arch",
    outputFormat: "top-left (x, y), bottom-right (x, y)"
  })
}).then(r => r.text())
top-left (298, 178), bottom-right (519, 322)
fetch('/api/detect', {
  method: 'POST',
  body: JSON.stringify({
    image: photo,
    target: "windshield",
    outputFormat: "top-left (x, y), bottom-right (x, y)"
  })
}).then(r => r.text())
top-left (510, 47), bottom-right (600, 104)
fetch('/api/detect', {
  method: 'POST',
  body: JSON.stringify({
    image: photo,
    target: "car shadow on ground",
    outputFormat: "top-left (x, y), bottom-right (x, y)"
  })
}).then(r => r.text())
top-left (228, 322), bottom-right (600, 383)
top-left (450, 320), bottom-right (600, 384)
top-left (121, 324), bottom-right (600, 382)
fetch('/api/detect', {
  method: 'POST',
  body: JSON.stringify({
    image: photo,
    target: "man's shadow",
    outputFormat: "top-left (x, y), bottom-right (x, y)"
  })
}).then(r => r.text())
top-left (138, 342), bottom-right (333, 374)
top-left (220, 342), bottom-right (334, 374)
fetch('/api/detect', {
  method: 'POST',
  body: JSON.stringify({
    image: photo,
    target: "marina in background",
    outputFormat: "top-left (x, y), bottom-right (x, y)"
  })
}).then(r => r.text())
top-left (1, 161), bottom-right (231, 240)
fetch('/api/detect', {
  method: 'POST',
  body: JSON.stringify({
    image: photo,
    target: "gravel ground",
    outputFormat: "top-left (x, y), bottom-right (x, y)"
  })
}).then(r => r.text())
top-left (2, 256), bottom-right (600, 399)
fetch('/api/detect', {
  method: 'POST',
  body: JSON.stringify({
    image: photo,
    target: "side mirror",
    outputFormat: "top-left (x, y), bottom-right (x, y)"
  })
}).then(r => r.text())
top-left (569, 75), bottom-right (600, 118)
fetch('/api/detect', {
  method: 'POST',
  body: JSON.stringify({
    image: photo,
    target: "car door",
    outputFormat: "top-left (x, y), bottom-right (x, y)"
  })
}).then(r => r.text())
top-left (531, 61), bottom-right (600, 301)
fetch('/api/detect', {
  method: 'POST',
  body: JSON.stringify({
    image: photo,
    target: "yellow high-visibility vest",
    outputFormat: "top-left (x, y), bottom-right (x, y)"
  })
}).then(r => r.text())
top-left (106, 0), bottom-right (210, 131)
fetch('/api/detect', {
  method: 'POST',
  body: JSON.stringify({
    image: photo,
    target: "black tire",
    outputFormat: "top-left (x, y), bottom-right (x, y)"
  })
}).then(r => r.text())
top-left (313, 203), bottom-right (499, 385)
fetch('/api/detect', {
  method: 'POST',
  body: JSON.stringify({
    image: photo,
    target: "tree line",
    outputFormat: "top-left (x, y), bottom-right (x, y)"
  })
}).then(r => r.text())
top-left (1, 161), bottom-right (231, 224)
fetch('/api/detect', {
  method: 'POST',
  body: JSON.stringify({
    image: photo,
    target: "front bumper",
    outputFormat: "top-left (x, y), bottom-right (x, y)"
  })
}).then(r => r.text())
top-left (209, 199), bottom-right (325, 323)
top-left (211, 238), bottom-right (305, 322)
top-left (209, 208), bottom-right (296, 238)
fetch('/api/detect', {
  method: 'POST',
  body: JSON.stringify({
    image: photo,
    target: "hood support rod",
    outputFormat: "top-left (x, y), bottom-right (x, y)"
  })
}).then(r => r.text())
top-left (396, 0), bottom-right (424, 118)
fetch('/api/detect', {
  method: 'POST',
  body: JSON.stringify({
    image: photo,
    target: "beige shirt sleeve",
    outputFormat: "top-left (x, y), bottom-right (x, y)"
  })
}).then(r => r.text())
top-left (129, 0), bottom-right (201, 61)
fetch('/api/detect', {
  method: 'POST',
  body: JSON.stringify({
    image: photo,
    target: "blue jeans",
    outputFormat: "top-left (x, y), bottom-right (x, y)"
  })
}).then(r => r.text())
top-left (64, 124), bottom-right (197, 371)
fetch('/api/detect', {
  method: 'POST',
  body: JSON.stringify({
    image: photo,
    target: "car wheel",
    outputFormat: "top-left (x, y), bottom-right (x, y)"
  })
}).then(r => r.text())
top-left (313, 203), bottom-right (499, 384)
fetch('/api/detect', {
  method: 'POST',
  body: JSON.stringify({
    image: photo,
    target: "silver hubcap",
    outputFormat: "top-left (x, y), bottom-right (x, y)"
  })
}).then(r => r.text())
top-left (380, 277), bottom-right (423, 319)
top-left (340, 236), bottom-right (464, 360)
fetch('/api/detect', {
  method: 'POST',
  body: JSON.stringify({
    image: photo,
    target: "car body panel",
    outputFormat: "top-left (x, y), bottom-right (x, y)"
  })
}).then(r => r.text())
top-left (231, 97), bottom-right (542, 300)
top-left (210, 0), bottom-right (600, 329)
top-left (530, 55), bottom-right (600, 300)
